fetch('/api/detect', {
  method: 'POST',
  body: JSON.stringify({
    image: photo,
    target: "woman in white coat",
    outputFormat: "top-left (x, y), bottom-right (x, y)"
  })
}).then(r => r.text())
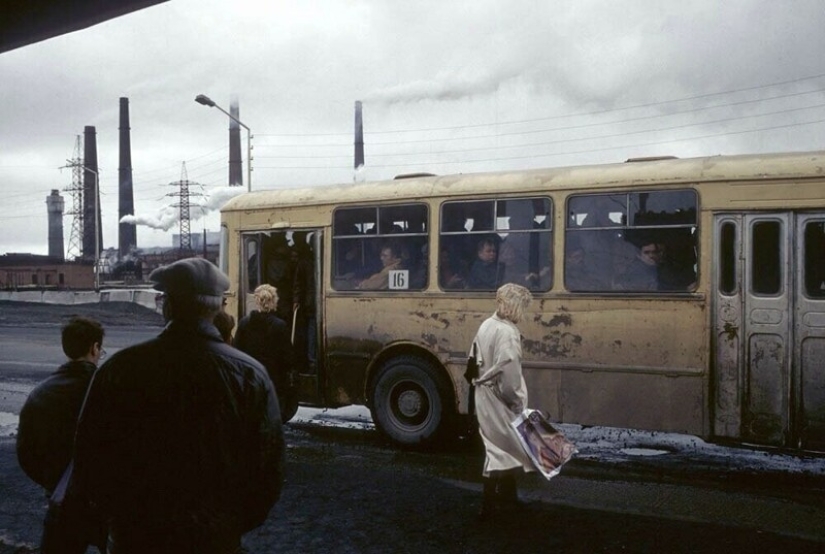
top-left (471, 283), bottom-right (535, 519)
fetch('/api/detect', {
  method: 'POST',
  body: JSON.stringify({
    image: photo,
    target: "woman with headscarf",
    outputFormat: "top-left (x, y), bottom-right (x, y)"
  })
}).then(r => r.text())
top-left (234, 284), bottom-right (296, 421)
top-left (470, 283), bottom-right (535, 520)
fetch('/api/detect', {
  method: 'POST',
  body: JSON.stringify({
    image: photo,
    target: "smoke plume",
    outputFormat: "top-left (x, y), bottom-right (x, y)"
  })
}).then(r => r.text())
top-left (120, 186), bottom-right (246, 231)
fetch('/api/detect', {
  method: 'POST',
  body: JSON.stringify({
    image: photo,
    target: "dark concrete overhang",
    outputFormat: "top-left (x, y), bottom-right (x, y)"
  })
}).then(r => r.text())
top-left (2, 0), bottom-right (170, 54)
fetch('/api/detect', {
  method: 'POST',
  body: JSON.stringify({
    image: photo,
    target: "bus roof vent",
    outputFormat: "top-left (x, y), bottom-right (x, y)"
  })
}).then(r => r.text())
top-left (393, 172), bottom-right (437, 180)
top-left (625, 156), bottom-right (679, 163)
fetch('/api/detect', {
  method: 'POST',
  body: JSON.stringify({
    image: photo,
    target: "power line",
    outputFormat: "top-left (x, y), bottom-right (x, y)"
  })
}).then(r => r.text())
top-left (255, 72), bottom-right (825, 138)
top-left (254, 117), bottom-right (825, 170)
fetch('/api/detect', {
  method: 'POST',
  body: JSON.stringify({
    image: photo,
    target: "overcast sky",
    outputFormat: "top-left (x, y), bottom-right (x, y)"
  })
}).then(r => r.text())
top-left (2, 0), bottom-right (825, 256)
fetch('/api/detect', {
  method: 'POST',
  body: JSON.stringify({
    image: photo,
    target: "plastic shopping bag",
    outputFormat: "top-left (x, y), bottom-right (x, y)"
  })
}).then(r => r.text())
top-left (511, 409), bottom-right (577, 480)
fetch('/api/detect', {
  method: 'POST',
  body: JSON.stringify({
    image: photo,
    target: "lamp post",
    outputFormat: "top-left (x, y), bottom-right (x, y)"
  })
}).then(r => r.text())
top-left (195, 94), bottom-right (252, 192)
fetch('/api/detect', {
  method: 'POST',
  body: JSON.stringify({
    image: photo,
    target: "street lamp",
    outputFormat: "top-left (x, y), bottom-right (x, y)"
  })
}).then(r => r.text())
top-left (195, 94), bottom-right (252, 192)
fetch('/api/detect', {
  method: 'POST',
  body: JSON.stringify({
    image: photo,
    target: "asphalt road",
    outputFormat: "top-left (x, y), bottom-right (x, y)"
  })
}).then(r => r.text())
top-left (1, 421), bottom-right (824, 554)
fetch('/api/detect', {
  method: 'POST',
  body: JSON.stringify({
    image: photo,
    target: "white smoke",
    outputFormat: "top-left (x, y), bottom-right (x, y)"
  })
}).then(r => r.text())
top-left (354, 164), bottom-right (366, 183)
top-left (364, 67), bottom-right (524, 104)
top-left (120, 186), bottom-right (246, 231)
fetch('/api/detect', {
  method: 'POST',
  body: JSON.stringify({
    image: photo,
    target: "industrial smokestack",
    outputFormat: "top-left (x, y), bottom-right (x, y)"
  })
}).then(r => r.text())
top-left (228, 95), bottom-right (243, 187)
top-left (119, 97), bottom-right (137, 257)
top-left (354, 100), bottom-right (364, 171)
top-left (82, 125), bottom-right (101, 260)
top-left (46, 189), bottom-right (65, 261)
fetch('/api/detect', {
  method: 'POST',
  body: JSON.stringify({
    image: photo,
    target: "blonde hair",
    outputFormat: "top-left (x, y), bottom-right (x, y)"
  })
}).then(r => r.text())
top-left (253, 284), bottom-right (279, 313)
top-left (495, 283), bottom-right (532, 323)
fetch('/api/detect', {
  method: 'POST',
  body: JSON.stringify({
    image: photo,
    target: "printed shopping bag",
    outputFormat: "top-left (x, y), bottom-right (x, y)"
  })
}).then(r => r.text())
top-left (511, 409), bottom-right (577, 480)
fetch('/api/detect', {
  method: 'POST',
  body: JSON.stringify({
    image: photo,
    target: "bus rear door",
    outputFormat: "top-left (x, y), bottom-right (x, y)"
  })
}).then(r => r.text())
top-left (713, 212), bottom-right (825, 450)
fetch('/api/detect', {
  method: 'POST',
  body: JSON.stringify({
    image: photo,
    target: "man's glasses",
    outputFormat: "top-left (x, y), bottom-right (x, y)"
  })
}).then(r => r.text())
top-left (99, 348), bottom-right (107, 360)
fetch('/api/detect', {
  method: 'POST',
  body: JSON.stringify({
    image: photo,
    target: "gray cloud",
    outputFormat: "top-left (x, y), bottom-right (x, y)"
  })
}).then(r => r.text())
top-left (2, 0), bottom-right (825, 255)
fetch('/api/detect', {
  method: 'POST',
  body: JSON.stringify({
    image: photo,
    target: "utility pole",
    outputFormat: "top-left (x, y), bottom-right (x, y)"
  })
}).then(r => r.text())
top-left (63, 136), bottom-right (84, 260)
top-left (167, 162), bottom-right (203, 259)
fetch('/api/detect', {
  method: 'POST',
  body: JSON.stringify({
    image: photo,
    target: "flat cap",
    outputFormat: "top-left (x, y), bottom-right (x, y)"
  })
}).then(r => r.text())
top-left (149, 258), bottom-right (230, 297)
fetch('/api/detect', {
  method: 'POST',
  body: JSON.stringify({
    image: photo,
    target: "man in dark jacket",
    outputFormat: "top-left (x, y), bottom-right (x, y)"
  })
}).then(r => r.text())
top-left (72, 258), bottom-right (284, 554)
top-left (17, 316), bottom-right (107, 553)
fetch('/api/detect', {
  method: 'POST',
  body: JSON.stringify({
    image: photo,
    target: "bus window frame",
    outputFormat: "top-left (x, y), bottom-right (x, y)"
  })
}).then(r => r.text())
top-left (439, 196), bottom-right (553, 292)
top-left (565, 189), bottom-right (699, 293)
top-left (331, 202), bottom-right (430, 292)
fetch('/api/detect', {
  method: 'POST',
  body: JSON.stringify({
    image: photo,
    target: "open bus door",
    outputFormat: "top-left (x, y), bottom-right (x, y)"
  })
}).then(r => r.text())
top-left (289, 229), bottom-right (324, 407)
top-left (239, 229), bottom-right (325, 416)
top-left (713, 212), bottom-right (825, 451)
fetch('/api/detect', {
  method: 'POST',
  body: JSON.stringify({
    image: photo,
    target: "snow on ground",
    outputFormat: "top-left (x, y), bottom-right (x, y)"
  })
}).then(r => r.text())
top-left (292, 406), bottom-right (825, 476)
top-left (4, 405), bottom-right (824, 476)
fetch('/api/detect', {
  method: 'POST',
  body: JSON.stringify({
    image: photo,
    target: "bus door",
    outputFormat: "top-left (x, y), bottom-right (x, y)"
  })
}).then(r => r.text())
top-left (713, 212), bottom-right (825, 450)
top-left (795, 214), bottom-right (825, 451)
top-left (290, 229), bottom-right (324, 402)
top-left (240, 229), bottom-right (324, 404)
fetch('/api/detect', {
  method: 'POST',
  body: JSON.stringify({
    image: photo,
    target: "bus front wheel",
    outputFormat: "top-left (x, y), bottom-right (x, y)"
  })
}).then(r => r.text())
top-left (370, 356), bottom-right (453, 447)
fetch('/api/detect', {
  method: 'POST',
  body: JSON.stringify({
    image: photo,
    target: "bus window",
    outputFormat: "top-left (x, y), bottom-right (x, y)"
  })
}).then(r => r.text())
top-left (333, 204), bottom-right (428, 291)
top-left (566, 190), bottom-right (698, 292)
top-left (440, 197), bottom-right (552, 292)
top-left (804, 221), bottom-right (825, 298)
top-left (719, 221), bottom-right (737, 295)
top-left (752, 220), bottom-right (782, 296)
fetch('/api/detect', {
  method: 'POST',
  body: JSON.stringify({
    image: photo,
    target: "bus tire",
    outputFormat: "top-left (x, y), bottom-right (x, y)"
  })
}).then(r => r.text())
top-left (370, 356), bottom-right (454, 447)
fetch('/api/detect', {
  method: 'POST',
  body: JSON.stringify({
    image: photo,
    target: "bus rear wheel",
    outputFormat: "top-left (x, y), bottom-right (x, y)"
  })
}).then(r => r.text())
top-left (370, 356), bottom-right (453, 447)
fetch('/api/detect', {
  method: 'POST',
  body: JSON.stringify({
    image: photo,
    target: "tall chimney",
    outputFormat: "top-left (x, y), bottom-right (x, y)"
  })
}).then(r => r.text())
top-left (82, 125), bottom-right (101, 260)
top-left (354, 101), bottom-right (364, 170)
top-left (228, 95), bottom-right (243, 187)
top-left (119, 98), bottom-right (137, 257)
top-left (46, 189), bottom-right (65, 261)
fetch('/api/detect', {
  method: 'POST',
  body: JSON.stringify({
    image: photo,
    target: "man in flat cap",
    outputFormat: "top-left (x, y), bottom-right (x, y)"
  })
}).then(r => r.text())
top-left (72, 258), bottom-right (284, 554)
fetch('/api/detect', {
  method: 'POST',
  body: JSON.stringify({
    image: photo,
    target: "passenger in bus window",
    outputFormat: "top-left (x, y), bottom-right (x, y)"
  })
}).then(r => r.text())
top-left (565, 239), bottom-right (602, 291)
top-left (336, 240), bottom-right (364, 281)
top-left (439, 246), bottom-right (466, 289)
top-left (409, 242), bottom-right (429, 289)
top-left (467, 236), bottom-right (502, 289)
top-left (357, 242), bottom-right (403, 290)
top-left (499, 233), bottom-right (552, 291)
top-left (499, 235), bottom-right (528, 285)
top-left (617, 241), bottom-right (660, 291)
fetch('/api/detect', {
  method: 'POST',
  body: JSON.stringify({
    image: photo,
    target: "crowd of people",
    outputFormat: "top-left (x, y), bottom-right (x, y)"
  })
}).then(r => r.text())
top-left (17, 258), bottom-right (286, 553)
top-left (16, 254), bottom-right (545, 551)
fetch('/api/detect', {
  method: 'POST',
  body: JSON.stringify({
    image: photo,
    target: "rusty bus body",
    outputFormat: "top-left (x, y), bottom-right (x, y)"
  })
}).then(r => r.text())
top-left (220, 150), bottom-right (825, 452)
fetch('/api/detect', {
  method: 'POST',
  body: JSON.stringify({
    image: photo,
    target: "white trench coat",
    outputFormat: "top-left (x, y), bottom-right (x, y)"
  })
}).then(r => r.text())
top-left (471, 314), bottom-right (535, 476)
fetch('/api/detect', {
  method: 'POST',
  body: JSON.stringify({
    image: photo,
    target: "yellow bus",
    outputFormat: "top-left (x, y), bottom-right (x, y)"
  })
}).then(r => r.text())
top-left (220, 150), bottom-right (825, 452)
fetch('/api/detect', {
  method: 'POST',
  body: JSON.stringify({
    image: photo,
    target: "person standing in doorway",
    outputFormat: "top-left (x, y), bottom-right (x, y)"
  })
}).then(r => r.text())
top-left (17, 316), bottom-right (107, 553)
top-left (72, 258), bottom-right (284, 554)
top-left (470, 283), bottom-right (536, 520)
top-left (235, 283), bottom-right (298, 422)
